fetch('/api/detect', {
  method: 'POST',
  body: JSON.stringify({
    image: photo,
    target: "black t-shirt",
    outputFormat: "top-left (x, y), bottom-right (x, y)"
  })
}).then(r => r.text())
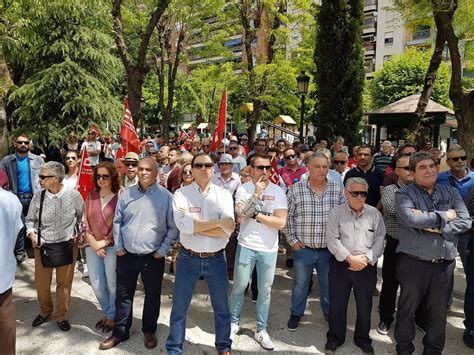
top-left (343, 165), bottom-right (385, 207)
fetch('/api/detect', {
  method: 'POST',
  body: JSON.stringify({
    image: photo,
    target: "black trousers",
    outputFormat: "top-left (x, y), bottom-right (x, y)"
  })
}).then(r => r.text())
top-left (395, 253), bottom-right (454, 355)
top-left (327, 256), bottom-right (377, 347)
top-left (112, 253), bottom-right (165, 341)
top-left (379, 235), bottom-right (399, 323)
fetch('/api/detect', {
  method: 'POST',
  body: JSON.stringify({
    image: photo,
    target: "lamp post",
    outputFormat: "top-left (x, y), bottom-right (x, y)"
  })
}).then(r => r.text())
top-left (296, 71), bottom-right (310, 143)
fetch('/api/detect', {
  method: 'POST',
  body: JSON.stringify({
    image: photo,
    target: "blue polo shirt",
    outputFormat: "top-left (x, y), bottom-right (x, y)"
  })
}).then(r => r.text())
top-left (16, 154), bottom-right (32, 194)
top-left (437, 169), bottom-right (474, 199)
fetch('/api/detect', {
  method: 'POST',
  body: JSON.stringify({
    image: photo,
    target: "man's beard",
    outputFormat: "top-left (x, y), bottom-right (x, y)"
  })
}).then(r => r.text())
top-left (16, 146), bottom-right (28, 154)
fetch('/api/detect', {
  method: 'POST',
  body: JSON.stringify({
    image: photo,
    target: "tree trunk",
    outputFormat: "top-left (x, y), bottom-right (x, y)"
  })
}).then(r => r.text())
top-left (0, 95), bottom-right (8, 156)
top-left (127, 70), bottom-right (144, 127)
top-left (456, 91), bottom-right (474, 160)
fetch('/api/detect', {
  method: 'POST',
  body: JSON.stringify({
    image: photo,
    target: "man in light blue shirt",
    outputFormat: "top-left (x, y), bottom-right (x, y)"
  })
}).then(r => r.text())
top-left (100, 158), bottom-right (179, 351)
top-left (0, 187), bottom-right (23, 353)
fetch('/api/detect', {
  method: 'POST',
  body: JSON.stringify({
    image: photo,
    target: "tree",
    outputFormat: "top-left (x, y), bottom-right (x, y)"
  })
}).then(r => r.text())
top-left (3, 0), bottom-right (122, 148)
top-left (394, 0), bottom-right (474, 155)
top-left (313, 0), bottom-right (365, 146)
top-left (112, 0), bottom-right (170, 127)
top-left (370, 48), bottom-right (451, 109)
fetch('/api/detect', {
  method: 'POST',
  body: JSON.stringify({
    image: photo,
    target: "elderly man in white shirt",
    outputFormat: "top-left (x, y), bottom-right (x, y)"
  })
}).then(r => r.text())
top-left (167, 153), bottom-right (235, 355)
top-left (0, 188), bottom-right (23, 354)
top-left (212, 154), bottom-right (241, 194)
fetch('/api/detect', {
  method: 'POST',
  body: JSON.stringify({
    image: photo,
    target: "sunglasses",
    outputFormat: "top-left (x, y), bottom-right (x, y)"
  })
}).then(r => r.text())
top-left (183, 170), bottom-right (192, 176)
top-left (65, 156), bottom-right (77, 161)
top-left (229, 147), bottom-right (238, 151)
top-left (96, 174), bottom-right (111, 180)
top-left (402, 153), bottom-right (413, 157)
top-left (193, 163), bottom-right (214, 169)
top-left (347, 191), bottom-right (368, 198)
top-left (39, 175), bottom-right (55, 180)
top-left (448, 156), bottom-right (467, 162)
top-left (217, 152), bottom-right (224, 155)
top-left (334, 160), bottom-right (347, 165)
top-left (253, 165), bottom-right (272, 171)
top-left (16, 140), bottom-right (30, 145)
top-left (124, 162), bottom-right (138, 167)
top-left (285, 155), bottom-right (295, 160)
top-left (397, 166), bottom-right (410, 170)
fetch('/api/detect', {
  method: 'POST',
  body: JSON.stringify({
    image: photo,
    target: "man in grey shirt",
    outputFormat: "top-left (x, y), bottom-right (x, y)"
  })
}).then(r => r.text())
top-left (326, 177), bottom-right (385, 354)
top-left (100, 158), bottom-right (179, 350)
top-left (394, 151), bottom-right (471, 355)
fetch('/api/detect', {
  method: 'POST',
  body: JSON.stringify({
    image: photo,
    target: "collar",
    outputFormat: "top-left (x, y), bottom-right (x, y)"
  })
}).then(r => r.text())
top-left (355, 165), bottom-right (375, 174)
top-left (138, 181), bottom-right (158, 194)
top-left (192, 181), bottom-right (212, 195)
top-left (126, 176), bottom-right (138, 184)
top-left (344, 202), bottom-right (366, 217)
top-left (446, 168), bottom-right (473, 181)
top-left (217, 173), bottom-right (237, 183)
top-left (45, 186), bottom-right (66, 199)
top-left (413, 182), bottom-right (437, 195)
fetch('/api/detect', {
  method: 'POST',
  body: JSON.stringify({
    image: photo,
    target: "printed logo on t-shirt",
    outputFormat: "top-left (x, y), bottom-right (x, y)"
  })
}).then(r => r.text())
top-left (189, 207), bottom-right (201, 213)
top-left (261, 195), bottom-right (275, 201)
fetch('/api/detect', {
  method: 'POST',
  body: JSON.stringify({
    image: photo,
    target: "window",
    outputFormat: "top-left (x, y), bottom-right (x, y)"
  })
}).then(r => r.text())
top-left (384, 37), bottom-right (394, 44)
top-left (413, 25), bottom-right (431, 40)
top-left (383, 55), bottom-right (392, 62)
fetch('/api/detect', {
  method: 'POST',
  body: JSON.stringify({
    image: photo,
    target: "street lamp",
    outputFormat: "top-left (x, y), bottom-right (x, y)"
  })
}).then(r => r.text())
top-left (296, 71), bottom-right (310, 143)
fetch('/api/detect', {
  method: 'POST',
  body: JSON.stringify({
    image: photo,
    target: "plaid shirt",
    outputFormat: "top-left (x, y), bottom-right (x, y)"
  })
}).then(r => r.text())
top-left (381, 182), bottom-right (406, 239)
top-left (284, 179), bottom-right (345, 248)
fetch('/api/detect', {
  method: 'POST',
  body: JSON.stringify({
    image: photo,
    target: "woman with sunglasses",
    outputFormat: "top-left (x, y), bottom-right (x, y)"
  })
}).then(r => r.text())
top-left (82, 162), bottom-right (120, 333)
top-left (63, 151), bottom-right (81, 189)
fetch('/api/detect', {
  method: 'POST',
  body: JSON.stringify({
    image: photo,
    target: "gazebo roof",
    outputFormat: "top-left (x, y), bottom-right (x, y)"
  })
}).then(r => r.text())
top-left (273, 115), bottom-right (296, 125)
top-left (368, 94), bottom-right (454, 115)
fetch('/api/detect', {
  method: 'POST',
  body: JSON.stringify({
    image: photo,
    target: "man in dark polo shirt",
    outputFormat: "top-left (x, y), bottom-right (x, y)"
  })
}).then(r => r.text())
top-left (344, 144), bottom-right (385, 209)
top-left (394, 151), bottom-right (471, 354)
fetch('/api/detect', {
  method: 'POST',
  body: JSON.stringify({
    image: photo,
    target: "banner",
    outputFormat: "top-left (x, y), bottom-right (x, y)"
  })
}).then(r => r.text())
top-left (77, 149), bottom-right (95, 200)
top-left (269, 155), bottom-right (280, 185)
top-left (119, 97), bottom-right (140, 155)
top-left (210, 88), bottom-right (227, 152)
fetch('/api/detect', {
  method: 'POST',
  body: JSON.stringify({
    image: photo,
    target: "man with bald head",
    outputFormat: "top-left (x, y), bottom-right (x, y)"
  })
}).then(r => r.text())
top-left (100, 158), bottom-right (179, 350)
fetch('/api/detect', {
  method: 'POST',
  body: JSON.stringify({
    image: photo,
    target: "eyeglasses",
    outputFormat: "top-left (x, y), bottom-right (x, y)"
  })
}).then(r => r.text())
top-left (285, 155), bottom-right (295, 160)
top-left (448, 156), bottom-right (467, 162)
top-left (65, 156), bottom-right (77, 161)
top-left (16, 140), bottom-right (30, 145)
top-left (124, 162), bottom-right (138, 167)
top-left (334, 160), bottom-right (347, 165)
top-left (96, 174), bottom-right (111, 180)
top-left (193, 163), bottom-right (214, 169)
top-left (397, 166), bottom-right (410, 170)
top-left (229, 147), bottom-right (238, 151)
top-left (183, 170), bottom-right (192, 176)
top-left (39, 175), bottom-right (55, 180)
top-left (347, 191), bottom-right (368, 198)
top-left (89, 132), bottom-right (96, 135)
top-left (402, 152), bottom-right (413, 157)
top-left (253, 165), bottom-right (272, 171)
top-left (217, 152), bottom-right (224, 155)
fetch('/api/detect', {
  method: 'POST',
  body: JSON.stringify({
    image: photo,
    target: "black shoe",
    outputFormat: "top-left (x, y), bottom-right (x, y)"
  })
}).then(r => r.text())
top-left (58, 320), bottom-right (71, 331)
top-left (325, 341), bottom-right (339, 353)
top-left (251, 292), bottom-right (258, 303)
top-left (32, 314), bottom-right (51, 327)
top-left (285, 258), bottom-right (294, 268)
top-left (287, 315), bottom-right (300, 331)
top-left (377, 320), bottom-right (392, 335)
top-left (357, 343), bottom-right (374, 355)
top-left (464, 329), bottom-right (474, 348)
top-left (16, 254), bottom-right (27, 264)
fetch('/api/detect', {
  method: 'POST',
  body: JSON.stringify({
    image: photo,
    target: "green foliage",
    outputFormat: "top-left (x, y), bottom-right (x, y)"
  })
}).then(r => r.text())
top-left (4, 0), bottom-right (122, 147)
top-left (369, 48), bottom-right (451, 109)
top-left (314, 0), bottom-right (365, 146)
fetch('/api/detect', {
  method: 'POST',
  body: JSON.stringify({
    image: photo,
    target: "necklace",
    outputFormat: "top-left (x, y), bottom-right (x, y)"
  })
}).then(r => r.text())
top-left (100, 191), bottom-right (113, 199)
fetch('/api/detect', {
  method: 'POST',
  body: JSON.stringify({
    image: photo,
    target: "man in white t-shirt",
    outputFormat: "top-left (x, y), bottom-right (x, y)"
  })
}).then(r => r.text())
top-left (229, 153), bottom-right (288, 351)
top-left (81, 130), bottom-right (101, 166)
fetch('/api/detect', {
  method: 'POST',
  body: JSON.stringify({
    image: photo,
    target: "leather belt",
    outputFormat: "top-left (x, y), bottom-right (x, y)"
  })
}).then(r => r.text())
top-left (124, 249), bottom-right (154, 257)
top-left (182, 247), bottom-right (224, 259)
top-left (0, 288), bottom-right (12, 307)
top-left (402, 253), bottom-right (452, 264)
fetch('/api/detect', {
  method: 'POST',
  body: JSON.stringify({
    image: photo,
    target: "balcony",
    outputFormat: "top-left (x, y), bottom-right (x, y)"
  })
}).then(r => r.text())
top-left (364, 0), bottom-right (377, 13)
top-left (363, 42), bottom-right (376, 57)
top-left (363, 18), bottom-right (377, 35)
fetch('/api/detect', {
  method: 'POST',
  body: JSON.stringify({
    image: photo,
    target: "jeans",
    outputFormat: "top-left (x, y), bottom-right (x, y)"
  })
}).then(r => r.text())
top-left (464, 234), bottom-right (474, 332)
top-left (291, 247), bottom-right (330, 320)
top-left (229, 245), bottom-right (278, 332)
top-left (14, 199), bottom-right (31, 257)
top-left (458, 233), bottom-right (470, 271)
top-left (166, 249), bottom-right (231, 354)
top-left (85, 246), bottom-right (116, 320)
top-left (112, 253), bottom-right (165, 341)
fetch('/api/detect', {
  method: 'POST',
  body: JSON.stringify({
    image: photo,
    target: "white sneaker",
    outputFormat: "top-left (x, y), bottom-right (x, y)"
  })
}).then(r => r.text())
top-left (254, 329), bottom-right (274, 351)
top-left (230, 322), bottom-right (240, 341)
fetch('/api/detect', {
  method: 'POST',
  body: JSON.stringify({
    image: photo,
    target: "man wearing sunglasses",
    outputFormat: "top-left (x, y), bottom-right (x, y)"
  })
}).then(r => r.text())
top-left (81, 130), bottom-right (101, 167)
top-left (333, 151), bottom-right (350, 181)
top-left (167, 153), bottom-right (235, 354)
top-left (1, 133), bottom-right (44, 264)
top-left (280, 148), bottom-right (308, 188)
top-left (228, 140), bottom-right (247, 171)
top-left (121, 152), bottom-right (139, 188)
top-left (326, 177), bottom-right (385, 354)
top-left (394, 151), bottom-right (471, 355)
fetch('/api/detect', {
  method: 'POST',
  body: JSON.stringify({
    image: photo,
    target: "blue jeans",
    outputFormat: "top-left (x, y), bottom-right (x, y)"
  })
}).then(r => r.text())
top-left (166, 249), bottom-right (231, 354)
top-left (85, 246), bottom-right (117, 320)
top-left (464, 235), bottom-right (474, 332)
top-left (229, 245), bottom-right (277, 332)
top-left (291, 247), bottom-right (330, 320)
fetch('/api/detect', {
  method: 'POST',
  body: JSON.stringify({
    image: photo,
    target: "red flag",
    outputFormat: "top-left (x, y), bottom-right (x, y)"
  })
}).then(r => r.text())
top-left (77, 149), bottom-right (95, 200)
top-left (119, 98), bottom-right (140, 155)
top-left (269, 155), bottom-right (280, 185)
top-left (210, 88), bottom-right (227, 152)
top-left (178, 129), bottom-right (188, 142)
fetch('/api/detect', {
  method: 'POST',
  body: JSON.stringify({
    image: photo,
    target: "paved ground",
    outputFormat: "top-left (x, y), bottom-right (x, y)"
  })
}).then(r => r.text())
top-left (13, 254), bottom-right (469, 354)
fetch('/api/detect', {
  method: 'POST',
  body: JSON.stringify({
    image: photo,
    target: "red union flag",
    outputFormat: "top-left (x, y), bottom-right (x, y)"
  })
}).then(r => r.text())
top-left (120, 97), bottom-right (140, 155)
top-left (210, 88), bottom-right (227, 152)
top-left (178, 129), bottom-right (188, 142)
top-left (77, 149), bottom-right (95, 200)
top-left (269, 155), bottom-right (280, 185)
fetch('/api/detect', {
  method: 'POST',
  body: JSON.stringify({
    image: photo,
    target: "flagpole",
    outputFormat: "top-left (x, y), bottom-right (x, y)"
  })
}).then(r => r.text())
top-left (224, 87), bottom-right (227, 142)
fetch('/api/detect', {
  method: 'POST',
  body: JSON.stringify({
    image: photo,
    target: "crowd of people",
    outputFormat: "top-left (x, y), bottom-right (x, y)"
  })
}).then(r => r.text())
top-left (1, 130), bottom-right (474, 355)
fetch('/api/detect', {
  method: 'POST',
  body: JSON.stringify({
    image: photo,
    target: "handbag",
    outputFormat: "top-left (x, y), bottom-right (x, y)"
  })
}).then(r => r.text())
top-left (37, 190), bottom-right (74, 268)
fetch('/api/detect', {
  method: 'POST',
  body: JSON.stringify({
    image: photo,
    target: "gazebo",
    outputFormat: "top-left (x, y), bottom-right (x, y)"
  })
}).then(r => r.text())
top-left (367, 94), bottom-right (457, 149)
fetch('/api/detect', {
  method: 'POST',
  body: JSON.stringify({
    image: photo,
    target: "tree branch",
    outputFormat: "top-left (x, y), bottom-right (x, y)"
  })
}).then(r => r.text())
top-left (111, 0), bottom-right (132, 71)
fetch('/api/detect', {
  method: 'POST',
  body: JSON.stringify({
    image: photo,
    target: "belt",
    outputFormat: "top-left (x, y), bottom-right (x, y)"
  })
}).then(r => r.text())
top-left (402, 253), bottom-right (452, 264)
top-left (305, 246), bottom-right (327, 250)
top-left (0, 288), bottom-right (12, 307)
top-left (17, 193), bottom-right (33, 199)
top-left (124, 249), bottom-right (154, 257)
top-left (182, 247), bottom-right (224, 259)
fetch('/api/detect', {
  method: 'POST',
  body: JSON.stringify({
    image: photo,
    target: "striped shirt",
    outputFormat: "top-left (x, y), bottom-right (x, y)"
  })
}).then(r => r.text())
top-left (284, 179), bottom-right (345, 248)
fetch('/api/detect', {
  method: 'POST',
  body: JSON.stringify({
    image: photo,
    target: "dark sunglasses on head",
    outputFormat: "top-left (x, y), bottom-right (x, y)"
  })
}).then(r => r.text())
top-left (253, 165), bottom-right (272, 171)
top-left (124, 162), bottom-right (138, 167)
top-left (449, 156), bottom-right (467, 162)
top-left (334, 160), bottom-right (347, 165)
top-left (96, 174), bottom-right (110, 180)
top-left (347, 191), bottom-right (368, 198)
top-left (193, 163), bottom-right (214, 169)
top-left (39, 175), bottom-right (55, 180)
top-left (16, 140), bottom-right (30, 145)
top-left (65, 156), bottom-right (77, 161)
top-left (285, 155), bottom-right (295, 160)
